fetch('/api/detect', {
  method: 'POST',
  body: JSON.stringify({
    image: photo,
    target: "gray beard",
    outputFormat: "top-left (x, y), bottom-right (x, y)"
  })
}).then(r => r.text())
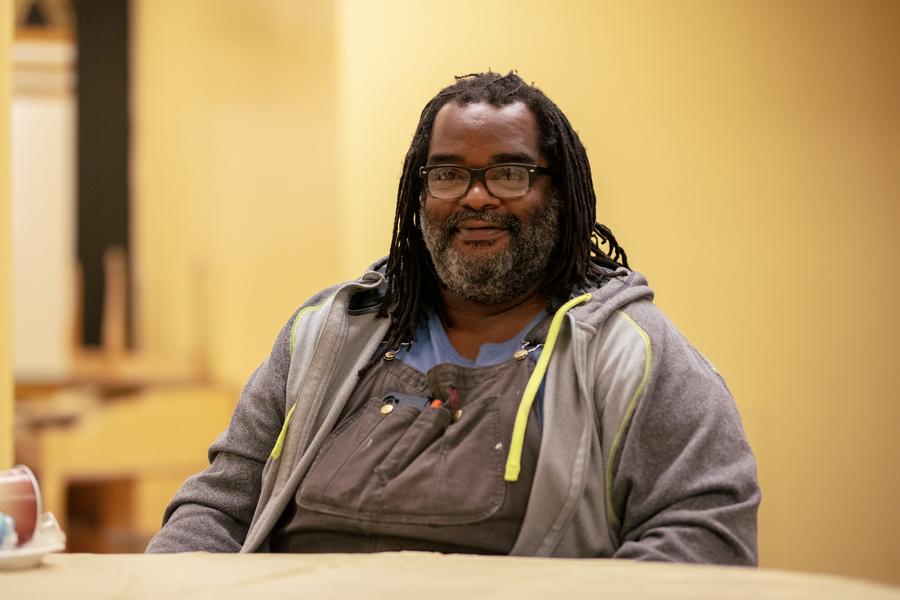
top-left (419, 196), bottom-right (560, 305)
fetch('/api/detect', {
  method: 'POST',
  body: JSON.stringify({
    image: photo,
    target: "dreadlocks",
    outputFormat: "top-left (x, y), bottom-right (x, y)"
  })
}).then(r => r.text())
top-left (379, 71), bottom-right (629, 355)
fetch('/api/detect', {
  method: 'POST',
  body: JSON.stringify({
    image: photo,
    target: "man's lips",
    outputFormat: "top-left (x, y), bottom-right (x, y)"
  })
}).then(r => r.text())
top-left (453, 222), bottom-right (509, 242)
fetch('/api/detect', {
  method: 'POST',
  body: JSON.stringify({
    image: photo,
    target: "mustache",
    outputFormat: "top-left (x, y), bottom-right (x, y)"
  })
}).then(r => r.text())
top-left (441, 210), bottom-right (521, 234)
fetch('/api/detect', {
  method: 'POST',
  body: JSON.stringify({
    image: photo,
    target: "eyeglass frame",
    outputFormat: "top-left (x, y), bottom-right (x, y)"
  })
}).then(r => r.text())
top-left (418, 163), bottom-right (553, 200)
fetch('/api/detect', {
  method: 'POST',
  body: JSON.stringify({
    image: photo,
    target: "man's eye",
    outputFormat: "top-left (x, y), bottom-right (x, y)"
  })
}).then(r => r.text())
top-left (489, 166), bottom-right (526, 181)
top-left (432, 168), bottom-right (465, 181)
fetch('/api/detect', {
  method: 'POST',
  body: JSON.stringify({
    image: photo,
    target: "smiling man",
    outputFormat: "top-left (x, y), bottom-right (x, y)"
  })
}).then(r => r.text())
top-left (419, 102), bottom-right (559, 309)
top-left (147, 73), bottom-right (760, 563)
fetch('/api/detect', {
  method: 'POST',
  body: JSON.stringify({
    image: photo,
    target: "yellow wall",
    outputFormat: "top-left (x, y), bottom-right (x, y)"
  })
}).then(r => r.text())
top-left (1, 0), bottom-right (13, 469)
top-left (132, 0), bottom-right (899, 584)
top-left (132, 0), bottom-right (342, 390)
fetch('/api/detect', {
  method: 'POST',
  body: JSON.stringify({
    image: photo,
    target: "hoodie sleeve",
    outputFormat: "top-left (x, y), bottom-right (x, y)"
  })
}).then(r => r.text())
top-left (608, 306), bottom-right (761, 565)
top-left (144, 310), bottom-right (296, 553)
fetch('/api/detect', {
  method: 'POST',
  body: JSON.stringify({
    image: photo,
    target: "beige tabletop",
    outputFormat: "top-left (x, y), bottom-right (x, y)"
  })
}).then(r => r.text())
top-left (3, 552), bottom-right (899, 599)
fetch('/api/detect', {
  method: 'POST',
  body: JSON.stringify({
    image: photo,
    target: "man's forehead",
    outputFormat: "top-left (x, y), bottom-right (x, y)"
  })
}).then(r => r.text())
top-left (427, 101), bottom-right (543, 164)
top-left (433, 100), bottom-right (535, 126)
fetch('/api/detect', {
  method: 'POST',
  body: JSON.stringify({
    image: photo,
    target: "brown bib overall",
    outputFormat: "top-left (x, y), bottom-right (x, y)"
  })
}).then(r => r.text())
top-left (270, 320), bottom-right (548, 554)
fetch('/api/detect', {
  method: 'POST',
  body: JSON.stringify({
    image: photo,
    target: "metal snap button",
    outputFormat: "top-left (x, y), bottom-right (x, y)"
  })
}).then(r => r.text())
top-left (380, 404), bottom-right (394, 415)
top-left (513, 349), bottom-right (528, 361)
top-left (453, 409), bottom-right (463, 422)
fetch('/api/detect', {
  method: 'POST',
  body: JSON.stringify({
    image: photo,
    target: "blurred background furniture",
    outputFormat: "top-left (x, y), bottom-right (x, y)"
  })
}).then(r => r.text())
top-left (16, 385), bottom-right (233, 552)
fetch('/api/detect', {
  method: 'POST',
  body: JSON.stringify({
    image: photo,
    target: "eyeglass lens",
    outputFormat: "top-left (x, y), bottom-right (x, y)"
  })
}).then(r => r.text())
top-left (426, 165), bottom-right (531, 199)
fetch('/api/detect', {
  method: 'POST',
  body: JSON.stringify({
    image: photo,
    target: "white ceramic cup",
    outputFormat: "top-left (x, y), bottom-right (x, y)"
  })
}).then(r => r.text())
top-left (0, 465), bottom-right (42, 546)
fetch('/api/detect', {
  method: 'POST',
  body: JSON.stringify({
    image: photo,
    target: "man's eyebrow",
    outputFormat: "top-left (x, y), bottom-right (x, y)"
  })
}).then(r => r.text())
top-left (426, 153), bottom-right (464, 165)
top-left (426, 152), bottom-right (539, 165)
top-left (491, 152), bottom-right (537, 164)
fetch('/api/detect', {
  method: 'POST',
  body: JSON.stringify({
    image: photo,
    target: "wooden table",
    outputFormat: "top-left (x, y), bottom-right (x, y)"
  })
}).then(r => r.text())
top-left (4, 553), bottom-right (899, 599)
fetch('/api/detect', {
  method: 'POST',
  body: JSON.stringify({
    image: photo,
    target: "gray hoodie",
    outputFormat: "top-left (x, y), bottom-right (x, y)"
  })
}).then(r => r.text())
top-left (147, 265), bottom-right (759, 564)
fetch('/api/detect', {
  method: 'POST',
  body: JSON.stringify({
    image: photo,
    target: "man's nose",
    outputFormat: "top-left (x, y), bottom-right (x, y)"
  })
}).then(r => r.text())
top-left (460, 178), bottom-right (500, 211)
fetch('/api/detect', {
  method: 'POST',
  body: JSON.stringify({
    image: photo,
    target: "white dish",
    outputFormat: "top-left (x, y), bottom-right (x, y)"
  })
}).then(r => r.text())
top-left (0, 512), bottom-right (66, 570)
top-left (0, 540), bottom-right (65, 570)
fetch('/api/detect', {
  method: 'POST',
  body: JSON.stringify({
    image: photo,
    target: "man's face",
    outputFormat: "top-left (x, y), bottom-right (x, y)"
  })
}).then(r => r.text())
top-left (419, 101), bottom-right (559, 305)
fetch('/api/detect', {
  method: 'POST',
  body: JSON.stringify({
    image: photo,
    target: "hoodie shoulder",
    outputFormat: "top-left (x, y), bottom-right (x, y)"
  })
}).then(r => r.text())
top-left (568, 270), bottom-right (656, 330)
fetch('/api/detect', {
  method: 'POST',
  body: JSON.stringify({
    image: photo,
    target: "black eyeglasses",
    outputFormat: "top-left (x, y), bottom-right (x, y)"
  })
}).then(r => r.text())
top-left (419, 163), bottom-right (552, 200)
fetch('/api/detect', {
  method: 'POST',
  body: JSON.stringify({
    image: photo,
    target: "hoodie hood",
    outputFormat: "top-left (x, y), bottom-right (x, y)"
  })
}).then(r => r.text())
top-left (568, 268), bottom-right (655, 328)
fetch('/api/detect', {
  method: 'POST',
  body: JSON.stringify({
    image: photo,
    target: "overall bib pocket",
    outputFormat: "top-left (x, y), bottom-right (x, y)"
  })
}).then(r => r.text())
top-left (297, 393), bottom-right (505, 525)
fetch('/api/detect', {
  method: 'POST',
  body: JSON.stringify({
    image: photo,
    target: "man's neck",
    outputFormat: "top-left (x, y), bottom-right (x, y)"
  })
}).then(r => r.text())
top-left (436, 288), bottom-right (549, 360)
